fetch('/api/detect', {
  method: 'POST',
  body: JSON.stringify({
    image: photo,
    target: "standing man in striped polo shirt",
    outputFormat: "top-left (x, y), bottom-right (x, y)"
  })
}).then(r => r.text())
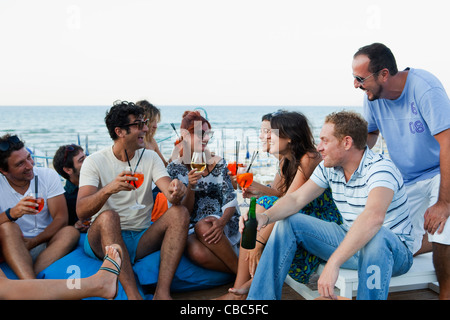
top-left (245, 111), bottom-right (414, 300)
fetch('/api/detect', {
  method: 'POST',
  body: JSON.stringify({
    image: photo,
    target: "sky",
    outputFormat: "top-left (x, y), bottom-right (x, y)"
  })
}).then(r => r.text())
top-left (1, 0), bottom-right (449, 107)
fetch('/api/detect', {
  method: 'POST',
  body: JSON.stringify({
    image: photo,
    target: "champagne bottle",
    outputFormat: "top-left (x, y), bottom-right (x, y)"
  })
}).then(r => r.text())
top-left (241, 197), bottom-right (257, 249)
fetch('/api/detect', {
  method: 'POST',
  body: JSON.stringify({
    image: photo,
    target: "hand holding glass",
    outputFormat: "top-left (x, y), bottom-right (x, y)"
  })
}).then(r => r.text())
top-left (190, 151), bottom-right (206, 191)
top-left (236, 166), bottom-right (253, 207)
top-left (126, 165), bottom-right (145, 210)
top-left (26, 192), bottom-right (44, 233)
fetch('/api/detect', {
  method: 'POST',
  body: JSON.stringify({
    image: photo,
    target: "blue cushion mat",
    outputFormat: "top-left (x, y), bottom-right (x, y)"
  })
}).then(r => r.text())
top-left (0, 233), bottom-right (233, 299)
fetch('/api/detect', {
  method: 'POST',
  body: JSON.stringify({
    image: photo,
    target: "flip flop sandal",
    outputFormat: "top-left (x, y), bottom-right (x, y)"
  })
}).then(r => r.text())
top-left (100, 253), bottom-right (121, 276)
top-left (100, 251), bottom-right (121, 300)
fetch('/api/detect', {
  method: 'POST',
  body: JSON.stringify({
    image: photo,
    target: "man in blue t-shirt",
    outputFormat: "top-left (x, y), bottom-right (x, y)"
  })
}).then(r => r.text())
top-left (352, 43), bottom-right (450, 299)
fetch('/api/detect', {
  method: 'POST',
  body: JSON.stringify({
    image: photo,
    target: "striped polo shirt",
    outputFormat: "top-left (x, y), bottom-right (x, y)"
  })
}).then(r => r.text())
top-left (310, 147), bottom-right (414, 251)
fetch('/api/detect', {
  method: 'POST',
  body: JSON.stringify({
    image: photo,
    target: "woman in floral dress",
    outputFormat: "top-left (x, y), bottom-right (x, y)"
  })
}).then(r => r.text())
top-left (167, 111), bottom-right (240, 274)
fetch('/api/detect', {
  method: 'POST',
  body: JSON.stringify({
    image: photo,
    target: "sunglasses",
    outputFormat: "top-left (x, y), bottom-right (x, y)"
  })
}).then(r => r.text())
top-left (0, 135), bottom-right (21, 152)
top-left (63, 144), bottom-right (78, 165)
top-left (121, 119), bottom-right (149, 130)
top-left (353, 69), bottom-right (383, 85)
top-left (194, 130), bottom-right (214, 140)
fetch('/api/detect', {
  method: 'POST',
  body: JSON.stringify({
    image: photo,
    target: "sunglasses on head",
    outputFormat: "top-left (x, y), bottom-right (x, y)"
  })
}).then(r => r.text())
top-left (0, 135), bottom-right (21, 152)
top-left (63, 144), bottom-right (78, 165)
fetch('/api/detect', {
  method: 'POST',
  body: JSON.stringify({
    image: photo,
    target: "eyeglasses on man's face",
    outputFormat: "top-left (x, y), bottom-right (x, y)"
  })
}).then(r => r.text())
top-left (0, 135), bottom-right (21, 152)
top-left (121, 119), bottom-right (149, 130)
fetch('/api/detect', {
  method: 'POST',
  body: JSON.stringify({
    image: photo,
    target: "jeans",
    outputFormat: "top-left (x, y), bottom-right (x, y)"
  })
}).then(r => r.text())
top-left (247, 213), bottom-right (413, 300)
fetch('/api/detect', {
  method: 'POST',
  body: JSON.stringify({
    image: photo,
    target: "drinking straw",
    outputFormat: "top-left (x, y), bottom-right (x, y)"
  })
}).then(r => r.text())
top-left (235, 141), bottom-right (240, 175)
top-left (170, 123), bottom-right (180, 139)
top-left (35, 175), bottom-right (38, 196)
top-left (245, 136), bottom-right (250, 160)
top-left (246, 151), bottom-right (259, 172)
top-left (124, 149), bottom-right (132, 168)
top-left (134, 149), bottom-right (145, 172)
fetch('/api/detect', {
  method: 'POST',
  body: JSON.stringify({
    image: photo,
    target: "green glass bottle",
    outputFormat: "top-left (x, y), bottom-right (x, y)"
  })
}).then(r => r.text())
top-left (241, 197), bottom-right (257, 249)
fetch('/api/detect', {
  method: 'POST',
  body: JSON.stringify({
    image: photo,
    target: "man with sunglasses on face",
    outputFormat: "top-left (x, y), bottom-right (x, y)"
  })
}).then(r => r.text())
top-left (352, 43), bottom-right (450, 299)
top-left (77, 100), bottom-right (189, 300)
top-left (0, 134), bottom-right (80, 279)
top-left (53, 144), bottom-right (88, 231)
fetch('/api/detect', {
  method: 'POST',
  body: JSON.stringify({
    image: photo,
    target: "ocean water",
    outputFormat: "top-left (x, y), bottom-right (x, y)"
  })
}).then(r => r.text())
top-left (0, 105), bottom-right (362, 166)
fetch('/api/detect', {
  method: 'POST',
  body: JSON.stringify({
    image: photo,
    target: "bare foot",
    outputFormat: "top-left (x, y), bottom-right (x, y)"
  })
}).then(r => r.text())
top-left (214, 291), bottom-right (247, 300)
top-left (214, 279), bottom-right (251, 300)
top-left (95, 244), bottom-right (122, 300)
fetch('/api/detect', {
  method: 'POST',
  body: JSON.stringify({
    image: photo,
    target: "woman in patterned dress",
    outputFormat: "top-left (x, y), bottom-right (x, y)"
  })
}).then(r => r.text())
top-left (167, 111), bottom-right (240, 274)
top-left (219, 111), bottom-right (341, 299)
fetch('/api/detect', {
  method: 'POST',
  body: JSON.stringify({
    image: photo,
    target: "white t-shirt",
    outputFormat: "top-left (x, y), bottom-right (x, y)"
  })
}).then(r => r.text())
top-left (0, 167), bottom-right (65, 238)
top-left (79, 146), bottom-right (168, 231)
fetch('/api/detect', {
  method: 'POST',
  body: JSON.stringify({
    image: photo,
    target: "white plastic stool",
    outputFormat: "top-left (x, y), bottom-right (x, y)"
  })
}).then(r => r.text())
top-left (285, 252), bottom-right (438, 299)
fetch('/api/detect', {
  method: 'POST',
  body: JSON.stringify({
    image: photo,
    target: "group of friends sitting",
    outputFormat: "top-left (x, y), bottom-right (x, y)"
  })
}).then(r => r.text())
top-left (0, 42), bottom-right (448, 300)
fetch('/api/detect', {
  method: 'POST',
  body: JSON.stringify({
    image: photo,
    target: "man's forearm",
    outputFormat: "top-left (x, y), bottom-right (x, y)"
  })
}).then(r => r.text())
top-left (77, 187), bottom-right (111, 219)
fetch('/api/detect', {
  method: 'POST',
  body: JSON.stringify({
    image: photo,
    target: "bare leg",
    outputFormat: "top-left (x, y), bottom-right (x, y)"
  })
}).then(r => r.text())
top-left (414, 234), bottom-right (433, 256)
top-left (34, 226), bottom-right (79, 275)
top-left (433, 242), bottom-right (450, 300)
top-left (0, 244), bottom-right (122, 300)
top-left (87, 210), bottom-right (142, 300)
top-left (135, 205), bottom-right (190, 300)
top-left (216, 204), bottom-right (274, 300)
top-left (188, 217), bottom-right (238, 273)
top-left (0, 222), bottom-right (35, 279)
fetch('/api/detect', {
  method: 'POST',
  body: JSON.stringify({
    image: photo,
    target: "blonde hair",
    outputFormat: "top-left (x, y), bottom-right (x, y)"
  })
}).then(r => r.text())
top-left (136, 100), bottom-right (161, 142)
top-left (324, 111), bottom-right (368, 150)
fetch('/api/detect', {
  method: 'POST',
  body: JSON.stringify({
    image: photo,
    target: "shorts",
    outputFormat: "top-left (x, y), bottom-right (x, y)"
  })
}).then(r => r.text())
top-left (406, 174), bottom-right (450, 253)
top-left (84, 228), bottom-right (148, 264)
top-left (30, 242), bottom-right (47, 262)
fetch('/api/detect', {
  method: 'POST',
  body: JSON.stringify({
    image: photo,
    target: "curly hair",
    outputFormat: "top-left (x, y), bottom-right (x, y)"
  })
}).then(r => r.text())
top-left (105, 100), bottom-right (144, 140)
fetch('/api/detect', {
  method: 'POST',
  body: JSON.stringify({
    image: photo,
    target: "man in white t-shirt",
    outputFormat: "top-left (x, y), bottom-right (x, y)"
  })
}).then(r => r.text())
top-left (0, 134), bottom-right (80, 278)
top-left (77, 100), bottom-right (189, 300)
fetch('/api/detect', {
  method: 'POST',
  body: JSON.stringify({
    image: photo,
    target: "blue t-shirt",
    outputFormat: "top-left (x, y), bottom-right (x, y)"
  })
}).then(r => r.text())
top-left (363, 68), bottom-right (450, 185)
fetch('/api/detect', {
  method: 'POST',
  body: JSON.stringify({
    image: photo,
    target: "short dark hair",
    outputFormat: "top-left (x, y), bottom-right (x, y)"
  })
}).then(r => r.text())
top-left (0, 134), bottom-right (25, 172)
top-left (53, 144), bottom-right (84, 180)
top-left (105, 100), bottom-right (144, 140)
top-left (354, 42), bottom-right (398, 76)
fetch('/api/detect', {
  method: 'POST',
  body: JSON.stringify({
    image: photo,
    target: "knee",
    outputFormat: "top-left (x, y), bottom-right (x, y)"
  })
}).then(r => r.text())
top-left (60, 226), bottom-right (80, 242)
top-left (94, 210), bottom-right (121, 226)
top-left (166, 205), bottom-right (190, 226)
top-left (194, 217), bottom-right (216, 236)
top-left (0, 221), bottom-right (22, 240)
top-left (359, 228), bottom-right (401, 267)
